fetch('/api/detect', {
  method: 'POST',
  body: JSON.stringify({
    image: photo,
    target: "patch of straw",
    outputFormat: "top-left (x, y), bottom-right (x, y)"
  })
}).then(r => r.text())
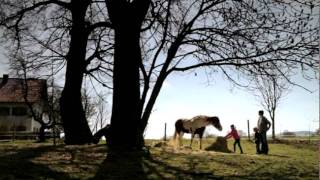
top-left (205, 136), bottom-right (232, 153)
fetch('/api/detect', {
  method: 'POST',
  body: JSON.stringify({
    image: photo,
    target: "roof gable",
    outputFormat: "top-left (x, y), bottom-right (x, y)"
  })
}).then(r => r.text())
top-left (0, 78), bottom-right (47, 103)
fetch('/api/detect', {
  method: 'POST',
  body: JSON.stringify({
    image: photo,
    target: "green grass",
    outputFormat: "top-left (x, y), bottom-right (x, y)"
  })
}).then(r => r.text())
top-left (0, 138), bottom-right (318, 179)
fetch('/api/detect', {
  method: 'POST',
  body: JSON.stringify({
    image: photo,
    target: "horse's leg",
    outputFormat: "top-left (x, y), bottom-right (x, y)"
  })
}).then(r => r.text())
top-left (190, 133), bottom-right (195, 148)
top-left (178, 132), bottom-right (184, 148)
top-left (173, 130), bottom-right (177, 140)
top-left (173, 130), bottom-right (178, 148)
top-left (198, 129), bottom-right (205, 150)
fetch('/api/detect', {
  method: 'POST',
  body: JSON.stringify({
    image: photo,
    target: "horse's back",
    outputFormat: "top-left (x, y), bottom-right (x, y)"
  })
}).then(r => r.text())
top-left (188, 115), bottom-right (210, 128)
top-left (191, 115), bottom-right (209, 121)
top-left (175, 118), bottom-right (190, 126)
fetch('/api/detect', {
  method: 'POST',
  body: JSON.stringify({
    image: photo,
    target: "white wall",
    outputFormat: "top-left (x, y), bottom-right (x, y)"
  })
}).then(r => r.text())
top-left (0, 103), bottom-right (41, 132)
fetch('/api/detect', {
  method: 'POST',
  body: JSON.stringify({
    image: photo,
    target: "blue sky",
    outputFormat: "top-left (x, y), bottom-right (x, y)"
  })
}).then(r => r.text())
top-left (145, 70), bottom-right (319, 139)
top-left (0, 50), bottom-right (319, 139)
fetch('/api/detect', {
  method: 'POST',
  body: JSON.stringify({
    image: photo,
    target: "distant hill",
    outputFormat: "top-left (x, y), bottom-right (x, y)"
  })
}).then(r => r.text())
top-left (293, 131), bottom-right (316, 136)
top-left (277, 131), bottom-right (316, 137)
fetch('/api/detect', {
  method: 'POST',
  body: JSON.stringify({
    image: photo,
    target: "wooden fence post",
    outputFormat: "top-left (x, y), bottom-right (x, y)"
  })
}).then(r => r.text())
top-left (247, 120), bottom-right (250, 141)
top-left (164, 123), bottom-right (167, 141)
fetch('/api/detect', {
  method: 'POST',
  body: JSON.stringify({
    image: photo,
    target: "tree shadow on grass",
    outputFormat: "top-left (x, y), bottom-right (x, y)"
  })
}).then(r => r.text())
top-left (144, 154), bottom-right (302, 180)
top-left (0, 144), bottom-right (73, 180)
top-left (92, 148), bottom-right (226, 180)
top-left (93, 148), bottom-right (312, 180)
top-left (145, 155), bottom-right (224, 180)
top-left (92, 150), bottom-right (148, 180)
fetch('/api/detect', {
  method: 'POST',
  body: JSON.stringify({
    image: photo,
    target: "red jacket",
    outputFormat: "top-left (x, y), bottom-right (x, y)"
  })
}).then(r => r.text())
top-left (225, 129), bottom-right (240, 140)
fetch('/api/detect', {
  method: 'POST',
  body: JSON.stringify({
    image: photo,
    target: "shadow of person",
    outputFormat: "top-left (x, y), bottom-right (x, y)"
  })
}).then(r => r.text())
top-left (92, 149), bottom-right (148, 180)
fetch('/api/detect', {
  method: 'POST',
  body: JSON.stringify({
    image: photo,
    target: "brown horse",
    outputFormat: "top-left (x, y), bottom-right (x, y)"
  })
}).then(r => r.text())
top-left (173, 115), bottom-right (222, 149)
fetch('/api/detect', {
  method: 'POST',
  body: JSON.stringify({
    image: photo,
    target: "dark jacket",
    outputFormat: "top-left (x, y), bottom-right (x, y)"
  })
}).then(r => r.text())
top-left (257, 115), bottom-right (271, 132)
top-left (254, 132), bottom-right (262, 144)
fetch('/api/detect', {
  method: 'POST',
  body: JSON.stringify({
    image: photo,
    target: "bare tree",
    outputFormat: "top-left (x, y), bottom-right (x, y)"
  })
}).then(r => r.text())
top-left (0, 0), bottom-right (113, 144)
top-left (250, 65), bottom-right (292, 140)
top-left (11, 57), bottom-right (63, 142)
top-left (1, 0), bottom-right (319, 151)
top-left (104, 0), bottom-right (318, 151)
top-left (92, 96), bottom-right (109, 133)
top-left (81, 82), bottom-right (111, 134)
top-left (82, 85), bottom-right (96, 122)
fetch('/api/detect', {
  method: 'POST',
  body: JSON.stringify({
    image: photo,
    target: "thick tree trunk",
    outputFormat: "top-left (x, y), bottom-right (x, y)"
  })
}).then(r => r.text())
top-left (108, 27), bottom-right (144, 151)
top-left (106, 3), bottom-right (148, 151)
top-left (105, 0), bottom-right (151, 151)
top-left (59, 1), bottom-right (93, 145)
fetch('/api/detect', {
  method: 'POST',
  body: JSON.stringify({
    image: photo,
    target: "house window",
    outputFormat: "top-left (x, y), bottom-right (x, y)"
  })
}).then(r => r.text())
top-left (12, 107), bottom-right (28, 116)
top-left (0, 107), bottom-right (10, 116)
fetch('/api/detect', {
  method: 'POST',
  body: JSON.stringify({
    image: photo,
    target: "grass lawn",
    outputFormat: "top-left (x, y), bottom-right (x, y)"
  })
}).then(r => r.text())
top-left (0, 138), bottom-right (318, 179)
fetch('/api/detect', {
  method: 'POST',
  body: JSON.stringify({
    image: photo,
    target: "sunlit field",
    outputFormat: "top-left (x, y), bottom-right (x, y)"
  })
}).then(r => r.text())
top-left (0, 137), bottom-right (318, 179)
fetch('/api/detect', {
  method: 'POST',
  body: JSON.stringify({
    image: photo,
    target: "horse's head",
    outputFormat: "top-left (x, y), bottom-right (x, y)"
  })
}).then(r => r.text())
top-left (207, 116), bottom-right (222, 131)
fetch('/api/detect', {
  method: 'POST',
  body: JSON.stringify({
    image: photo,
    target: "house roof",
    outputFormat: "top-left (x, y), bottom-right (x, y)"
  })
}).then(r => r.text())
top-left (0, 78), bottom-right (47, 103)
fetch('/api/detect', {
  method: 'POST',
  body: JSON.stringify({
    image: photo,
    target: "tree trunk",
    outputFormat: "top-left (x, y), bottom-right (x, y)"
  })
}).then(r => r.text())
top-left (141, 75), bottom-right (167, 131)
top-left (106, 1), bottom-right (150, 151)
top-left (59, 1), bottom-right (93, 145)
top-left (108, 27), bottom-right (144, 151)
top-left (38, 125), bottom-right (46, 142)
top-left (140, 37), bottom-right (183, 131)
top-left (272, 111), bottom-right (275, 140)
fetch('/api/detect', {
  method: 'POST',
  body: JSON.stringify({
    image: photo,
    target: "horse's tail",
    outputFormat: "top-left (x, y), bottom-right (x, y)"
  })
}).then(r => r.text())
top-left (172, 119), bottom-right (183, 148)
top-left (171, 129), bottom-right (178, 148)
top-left (173, 119), bottom-right (181, 141)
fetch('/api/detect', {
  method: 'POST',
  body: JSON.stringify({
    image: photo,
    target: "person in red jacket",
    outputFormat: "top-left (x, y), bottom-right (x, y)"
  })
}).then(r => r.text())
top-left (225, 124), bottom-right (243, 154)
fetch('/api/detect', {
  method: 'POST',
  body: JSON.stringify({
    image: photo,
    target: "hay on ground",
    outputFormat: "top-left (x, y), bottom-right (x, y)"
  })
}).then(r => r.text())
top-left (153, 141), bottom-right (169, 147)
top-left (205, 136), bottom-right (232, 153)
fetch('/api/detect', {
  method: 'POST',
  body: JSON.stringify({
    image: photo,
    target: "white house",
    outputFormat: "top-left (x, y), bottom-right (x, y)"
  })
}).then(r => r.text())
top-left (0, 75), bottom-right (48, 133)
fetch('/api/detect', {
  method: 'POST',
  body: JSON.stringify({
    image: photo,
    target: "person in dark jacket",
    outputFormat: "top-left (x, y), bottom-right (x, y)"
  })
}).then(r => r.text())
top-left (257, 110), bottom-right (271, 154)
top-left (253, 127), bottom-right (262, 154)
